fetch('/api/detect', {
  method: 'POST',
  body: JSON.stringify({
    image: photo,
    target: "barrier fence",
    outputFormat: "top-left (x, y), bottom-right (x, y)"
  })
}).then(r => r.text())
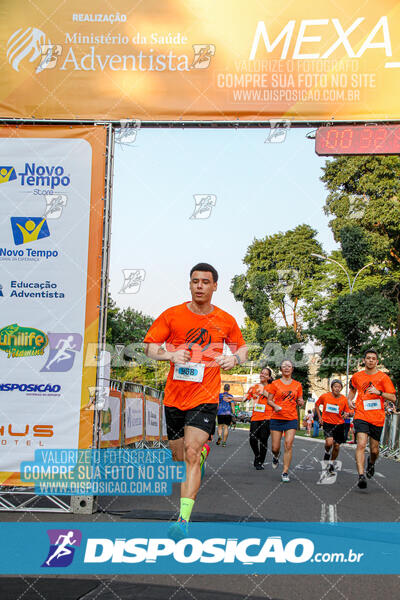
top-left (380, 412), bottom-right (400, 460)
top-left (99, 380), bottom-right (168, 450)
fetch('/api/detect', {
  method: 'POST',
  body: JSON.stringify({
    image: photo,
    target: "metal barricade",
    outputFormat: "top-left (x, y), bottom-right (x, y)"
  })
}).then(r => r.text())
top-left (388, 414), bottom-right (400, 459)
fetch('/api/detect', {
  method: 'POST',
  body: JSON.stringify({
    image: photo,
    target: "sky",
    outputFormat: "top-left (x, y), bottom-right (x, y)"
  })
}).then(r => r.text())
top-left (109, 126), bottom-right (338, 326)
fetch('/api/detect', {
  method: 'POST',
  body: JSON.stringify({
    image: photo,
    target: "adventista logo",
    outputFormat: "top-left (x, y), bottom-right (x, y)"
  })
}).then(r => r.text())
top-left (11, 217), bottom-right (50, 245)
top-left (0, 323), bottom-right (48, 358)
top-left (7, 27), bottom-right (51, 73)
top-left (42, 529), bottom-right (81, 567)
top-left (0, 167), bottom-right (17, 184)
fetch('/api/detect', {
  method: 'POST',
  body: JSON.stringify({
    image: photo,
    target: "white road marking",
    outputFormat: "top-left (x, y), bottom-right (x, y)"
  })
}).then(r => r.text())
top-left (320, 503), bottom-right (337, 522)
top-left (328, 504), bottom-right (337, 523)
top-left (320, 503), bottom-right (326, 522)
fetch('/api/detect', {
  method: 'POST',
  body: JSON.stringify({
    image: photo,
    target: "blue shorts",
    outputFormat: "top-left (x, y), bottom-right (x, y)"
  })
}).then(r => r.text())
top-left (270, 419), bottom-right (298, 432)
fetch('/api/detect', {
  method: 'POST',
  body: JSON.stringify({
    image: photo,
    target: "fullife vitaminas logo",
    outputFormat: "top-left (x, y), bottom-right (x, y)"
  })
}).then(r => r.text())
top-left (0, 323), bottom-right (48, 358)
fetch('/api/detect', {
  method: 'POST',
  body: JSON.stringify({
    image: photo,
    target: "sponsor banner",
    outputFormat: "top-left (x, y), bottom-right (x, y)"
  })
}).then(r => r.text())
top-left (20, 448), bottom-right (185, 496)
top-left (124, 391), bottom-right (144, 444)
top-left (0, 522), bottom-right (398, 574)
top-left (100, 389), bottom-right (122, 448)
top-left (0, 126), bottom-right (107, 485)
top-left (145, 395), bottom-right (160, 441)
top-left (1, 1), bottom-right (400, 121)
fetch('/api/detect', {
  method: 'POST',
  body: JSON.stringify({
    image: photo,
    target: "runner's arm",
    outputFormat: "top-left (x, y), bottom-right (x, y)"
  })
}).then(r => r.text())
top-left (144, 343), bottom-right (191, 364)
top-left (315, 403), bottom-right (323, 424)
top-left (266, 392), bottom-right (282, 412)
top-left (347, 387), bottom-right (356, 409)
top-left (366, 383), bottom-right (396, 402)
top-left (215, 344), bottom-right (248, 371)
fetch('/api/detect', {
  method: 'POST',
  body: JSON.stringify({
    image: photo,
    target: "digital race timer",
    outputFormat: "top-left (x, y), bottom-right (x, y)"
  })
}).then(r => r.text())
top-left (315, 125), bottom-right (400, 155)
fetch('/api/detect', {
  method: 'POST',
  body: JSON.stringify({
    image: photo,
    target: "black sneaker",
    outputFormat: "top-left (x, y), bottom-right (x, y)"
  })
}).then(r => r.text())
top-left (255, 464), bottom-right (264, 470)
top-left (272, 453), bottom-right (280, 469)
top-left (357, 474), bottom-right (367, 489)
top-left (216, 437), bottom-right (221, 446)
top-left (323, 451), bottom-right (331, 461)
top-left (366, 458), bottom-right (375, 479)
top-left (327, 463), bottom-right (335, 475)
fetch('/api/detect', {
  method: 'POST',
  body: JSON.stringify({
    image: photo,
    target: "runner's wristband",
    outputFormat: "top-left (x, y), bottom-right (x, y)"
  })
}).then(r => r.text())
top-left (234, 353), bottom-right (241, 365)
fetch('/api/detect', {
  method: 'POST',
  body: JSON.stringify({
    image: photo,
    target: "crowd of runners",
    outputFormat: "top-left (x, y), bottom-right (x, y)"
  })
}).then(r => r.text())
top-left (143, 263), bottom-right (398, 540)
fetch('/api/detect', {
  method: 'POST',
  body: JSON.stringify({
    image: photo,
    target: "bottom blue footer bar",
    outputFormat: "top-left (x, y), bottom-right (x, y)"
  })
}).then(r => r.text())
top-left (1, 522), bottom-right (399, 574)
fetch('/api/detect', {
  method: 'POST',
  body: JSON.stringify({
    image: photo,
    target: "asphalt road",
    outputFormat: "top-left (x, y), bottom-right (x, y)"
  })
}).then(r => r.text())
top-left (1, 430), bottom-right (399, 599)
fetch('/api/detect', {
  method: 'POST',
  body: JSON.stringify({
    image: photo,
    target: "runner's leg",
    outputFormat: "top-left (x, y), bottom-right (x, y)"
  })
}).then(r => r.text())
top-left (249, 421), bottom-right (260, 466)
top-left (369, 437), bottom-right (379, 465)
top-left (222, 424), bottom-right (229, 444)
top-left (355, 432), bottom-right (368, 475)
top-left (169, 438), bottom-right (184, 462)
top-left (282, 429), bottom-right (296, 473)
top-left (181, 425), bottom-right (209, 500)
top-left (258, 420), bottom-right (270, 465)
top-left (271, 430), bottom-right (282, 457)
top-left (324, 436), bottom-right (333, 460)
top-left (331, 441), bottom-right (340, 461)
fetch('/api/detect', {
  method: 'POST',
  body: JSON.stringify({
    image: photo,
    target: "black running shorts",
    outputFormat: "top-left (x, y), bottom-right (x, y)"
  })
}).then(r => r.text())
top-left (323, 422), bottom-right (346, 444)
top-left (353, 419), bottom-right (383, 442)
top-left (217, 414), bottom-right (232, 426)
top-left (164, 403), bottom-right (218, 440)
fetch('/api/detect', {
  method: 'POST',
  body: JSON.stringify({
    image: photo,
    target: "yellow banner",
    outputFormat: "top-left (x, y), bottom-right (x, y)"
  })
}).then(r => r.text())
top-left (1, 1), bottom-right (400, 121)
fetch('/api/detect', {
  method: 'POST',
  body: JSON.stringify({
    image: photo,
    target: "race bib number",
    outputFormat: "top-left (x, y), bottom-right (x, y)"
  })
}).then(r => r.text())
top-left (363, 399), bottom-right (381, 411)
top-left (254, 403), bottom-right (265, 413)
top-left (173, 362), bottom-right (204, 382)
top-left (325, 404), bottom-right (340, 414)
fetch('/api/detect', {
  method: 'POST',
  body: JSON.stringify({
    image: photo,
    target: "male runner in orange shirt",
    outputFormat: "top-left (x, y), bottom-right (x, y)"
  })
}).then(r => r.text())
top-left (144, 263), bottom-right (247, 538)
top-left (348, 349), bottom-right (396, 489)
top-left (246, 367), bottom-right (273, 470)
top-left (315, 379), bottom-right (352, 475)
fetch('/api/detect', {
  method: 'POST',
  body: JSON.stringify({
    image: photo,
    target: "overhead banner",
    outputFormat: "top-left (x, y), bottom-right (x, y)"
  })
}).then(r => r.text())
top-left (1, 1), bottom-right (400, 121)
top-left (0, 125), bottom-right (107, 485)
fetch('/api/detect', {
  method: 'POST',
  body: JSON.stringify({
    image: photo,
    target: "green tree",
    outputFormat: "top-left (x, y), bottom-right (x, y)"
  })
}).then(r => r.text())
top-left (232, 224), bottom-right (325, 339)
top-left (106, 295), bottom-right (167, 388)
top-left (311, 156), bottom-right (400, 387)
top-left (231, 224), bottom-right (324, 396)
top-left (321, 155), bottom-right (400, 309)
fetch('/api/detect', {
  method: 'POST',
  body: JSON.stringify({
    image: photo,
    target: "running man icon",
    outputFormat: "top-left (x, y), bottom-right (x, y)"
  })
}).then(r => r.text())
top-left (42, 529), bottom-right (82, 568)
top-left (41, 333), bottom-right (83, 373)
top-left (46, 531), bottom-right (77, 566)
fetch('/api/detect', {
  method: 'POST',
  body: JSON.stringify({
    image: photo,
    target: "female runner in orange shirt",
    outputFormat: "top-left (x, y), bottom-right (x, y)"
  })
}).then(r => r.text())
top-left (261, 359), bottom-right (304, 482)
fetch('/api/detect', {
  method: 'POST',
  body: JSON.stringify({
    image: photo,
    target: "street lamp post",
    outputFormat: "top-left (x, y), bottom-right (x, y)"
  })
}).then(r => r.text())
top-left (311, 253), bottom-right (373, 395)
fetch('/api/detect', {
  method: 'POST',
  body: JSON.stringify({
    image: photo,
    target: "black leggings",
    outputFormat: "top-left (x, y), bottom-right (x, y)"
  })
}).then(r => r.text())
top-left (249, 420), bottom-right (270, 466)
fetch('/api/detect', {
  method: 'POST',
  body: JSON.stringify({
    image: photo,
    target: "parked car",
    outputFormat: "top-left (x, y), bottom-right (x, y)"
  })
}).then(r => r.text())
top-left (236, 411), bottom-right (252, 423)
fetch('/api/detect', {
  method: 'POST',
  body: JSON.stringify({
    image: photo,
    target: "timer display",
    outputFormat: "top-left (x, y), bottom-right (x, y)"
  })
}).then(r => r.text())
top-left (315, 125), bottom-right (400, 155)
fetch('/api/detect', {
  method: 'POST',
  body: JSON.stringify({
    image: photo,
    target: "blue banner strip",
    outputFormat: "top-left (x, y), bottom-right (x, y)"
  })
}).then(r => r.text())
top-left (0, 522), bottom-right (398, 574)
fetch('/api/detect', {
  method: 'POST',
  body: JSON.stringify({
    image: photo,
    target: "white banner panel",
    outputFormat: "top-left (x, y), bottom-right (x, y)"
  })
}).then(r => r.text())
top-left (124, 395), bottom-right (143, 442)
top-left (0, 135), bottom-right (94, 474)
top-left (100, 392), bottom-right (121, 446)
top-left (146, 399), bottom-right (160, 440)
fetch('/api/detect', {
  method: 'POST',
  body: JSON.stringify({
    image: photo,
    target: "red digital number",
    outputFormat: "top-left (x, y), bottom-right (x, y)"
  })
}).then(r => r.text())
top-left (374, 127), bottom-right (388, 150)
top-left (359, 128), bottom-right (373, 150)
top-left (325, 129), bottom-right (339, 149)
top-left (340, 129), bottom-right (353, 149)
